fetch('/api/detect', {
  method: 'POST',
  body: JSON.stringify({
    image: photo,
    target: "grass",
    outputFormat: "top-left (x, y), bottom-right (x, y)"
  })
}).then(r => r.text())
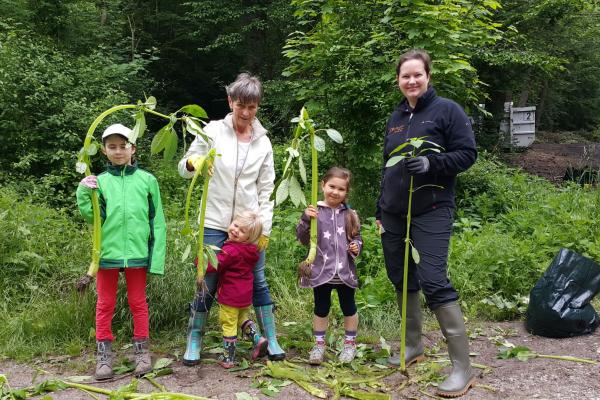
top-left (1, 155), bottom-right (600, 359)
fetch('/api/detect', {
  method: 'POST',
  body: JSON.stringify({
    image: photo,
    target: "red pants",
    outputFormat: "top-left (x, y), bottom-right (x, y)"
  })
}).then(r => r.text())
top-left (96, 268), bottom-right (149, 341)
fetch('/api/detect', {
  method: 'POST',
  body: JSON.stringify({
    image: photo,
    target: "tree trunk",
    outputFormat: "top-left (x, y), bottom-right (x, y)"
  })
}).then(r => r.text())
top-left (536, 80), bottom-right (549, 128)
top-left (99, 1), bottom-right (107, 26)
top-left (518, 77), bottom-right (530, 107)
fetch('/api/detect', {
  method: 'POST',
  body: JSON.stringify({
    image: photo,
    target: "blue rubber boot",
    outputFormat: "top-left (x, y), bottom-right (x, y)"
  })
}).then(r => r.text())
top-left (183, 308), bottom-right (208, 366)
top-left (254, 304), bottom-right (285, 361)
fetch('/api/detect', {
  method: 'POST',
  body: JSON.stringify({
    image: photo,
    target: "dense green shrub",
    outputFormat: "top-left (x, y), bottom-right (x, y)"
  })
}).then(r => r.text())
top-left (0, 22), bottom-right (155, 209)
top-left (452, 155), bottom-right (600, 318)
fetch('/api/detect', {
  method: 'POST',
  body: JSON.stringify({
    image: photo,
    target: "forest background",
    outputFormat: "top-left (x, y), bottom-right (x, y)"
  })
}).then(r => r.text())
top-left (1, 0), bottom-right (600, 359)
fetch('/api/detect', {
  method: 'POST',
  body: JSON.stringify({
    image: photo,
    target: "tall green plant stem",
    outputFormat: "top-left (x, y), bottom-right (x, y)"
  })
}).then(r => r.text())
top-left (400, 175), bottom-right (414, 372)
top-left (196, 170), bottom-right (212, 282)
top-left (82, 104), bottom-right (171, 278)
top-left (306, 129), bottom-right (318, 265)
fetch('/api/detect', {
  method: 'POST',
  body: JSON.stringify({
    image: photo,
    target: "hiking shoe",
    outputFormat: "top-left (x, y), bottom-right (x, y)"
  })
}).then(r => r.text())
top-left (133, 339), bottom-right (152, 377)
top-left (94, 340), bottom-right (114, 380)
top-left (338, 341), bottom-right (357, 363)
top-left (309, 343), bottom-right (326, 365)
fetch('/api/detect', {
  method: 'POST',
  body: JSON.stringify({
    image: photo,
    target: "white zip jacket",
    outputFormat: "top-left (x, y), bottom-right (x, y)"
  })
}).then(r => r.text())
top-left (178, 113), bottom-right (275, 236)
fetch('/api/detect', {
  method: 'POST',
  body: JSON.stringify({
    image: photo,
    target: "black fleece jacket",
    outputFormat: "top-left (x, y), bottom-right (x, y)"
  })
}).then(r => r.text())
top-left (376, 86), bottom-right (477, 220)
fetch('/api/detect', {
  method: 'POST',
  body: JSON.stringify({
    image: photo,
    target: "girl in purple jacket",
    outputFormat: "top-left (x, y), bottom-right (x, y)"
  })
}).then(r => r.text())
top-left (296, 167), bottom-right (363, 364)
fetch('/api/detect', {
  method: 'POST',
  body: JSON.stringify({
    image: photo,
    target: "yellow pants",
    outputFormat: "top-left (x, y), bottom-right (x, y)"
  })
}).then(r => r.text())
top-left (219, 304), bottom-right (250, 337)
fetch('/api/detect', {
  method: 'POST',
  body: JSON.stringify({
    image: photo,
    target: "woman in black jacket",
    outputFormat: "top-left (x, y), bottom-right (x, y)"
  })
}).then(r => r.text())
top-left (376, 49), bottom-right (477, 398)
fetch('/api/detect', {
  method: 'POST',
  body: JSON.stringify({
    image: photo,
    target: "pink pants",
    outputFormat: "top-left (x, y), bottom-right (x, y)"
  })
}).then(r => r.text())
top-left (96, 268), bottom-right (148, 341)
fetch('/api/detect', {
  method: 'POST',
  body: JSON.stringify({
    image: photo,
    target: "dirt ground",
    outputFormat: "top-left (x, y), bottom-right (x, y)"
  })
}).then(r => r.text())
top-left (2, 321), bottom-right (600, 400)
top-left (503, 143), bottom-right (600, 184)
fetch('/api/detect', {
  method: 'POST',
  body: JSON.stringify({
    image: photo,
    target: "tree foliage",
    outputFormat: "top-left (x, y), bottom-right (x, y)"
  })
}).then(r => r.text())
top-left (0, 20), bottom-right (154, 206)
top-left (477, 0), bottom-right (600, 130)
top-left (272, 0), bottom-right (502, 213)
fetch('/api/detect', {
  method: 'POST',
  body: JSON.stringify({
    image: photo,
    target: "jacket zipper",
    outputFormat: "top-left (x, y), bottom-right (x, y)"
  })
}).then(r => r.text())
top-left (231, 139), bottom-right (238, 224)
top-left (122, 167), bottom-right (128, 267)
top-left (333, 208), bottom-right (339, 273)
top-left (230, 131), bottom-right (253, 224)
top-left (401, 112), bottom-right (414, 213)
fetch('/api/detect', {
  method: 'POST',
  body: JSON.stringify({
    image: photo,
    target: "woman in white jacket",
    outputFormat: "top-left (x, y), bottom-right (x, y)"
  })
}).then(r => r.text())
top-left (178, 73), bottom-right (285, 364)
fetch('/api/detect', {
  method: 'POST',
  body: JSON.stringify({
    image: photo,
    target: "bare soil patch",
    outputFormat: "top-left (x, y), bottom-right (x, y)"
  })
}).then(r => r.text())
top-left (503, 143), bottom-right (600, 184)
top-left (2, 321), bottom-right (599, 400)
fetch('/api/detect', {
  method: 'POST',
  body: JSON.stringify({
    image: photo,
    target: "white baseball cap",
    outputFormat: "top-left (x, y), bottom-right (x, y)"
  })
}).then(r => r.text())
top-left (102, 123), bottom-right (135, 143)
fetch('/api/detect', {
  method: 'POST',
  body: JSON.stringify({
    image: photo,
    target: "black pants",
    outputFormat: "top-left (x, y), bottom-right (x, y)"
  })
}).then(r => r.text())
top-left (313, 283), bottom-right (357, 317)
top-left (381, 206), bottom-right (458, 310)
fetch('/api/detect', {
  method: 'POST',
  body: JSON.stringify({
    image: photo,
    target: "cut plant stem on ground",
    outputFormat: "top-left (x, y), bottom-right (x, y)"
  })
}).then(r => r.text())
top-left (498, 341), bottom-right (597, 364)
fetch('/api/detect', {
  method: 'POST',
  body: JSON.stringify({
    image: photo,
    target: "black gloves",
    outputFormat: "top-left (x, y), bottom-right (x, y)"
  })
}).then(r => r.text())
top-left (405, 156), bottom-right (430, 175)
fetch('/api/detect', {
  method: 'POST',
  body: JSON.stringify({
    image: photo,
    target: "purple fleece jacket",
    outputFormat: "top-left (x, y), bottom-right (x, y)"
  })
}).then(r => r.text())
top-left (296, 201), bottom-right (363, 288)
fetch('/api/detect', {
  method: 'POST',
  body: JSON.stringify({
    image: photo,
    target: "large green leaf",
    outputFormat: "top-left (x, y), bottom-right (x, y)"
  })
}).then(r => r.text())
top-left (153, 358), bottom-right (173, 370)
top-left (163, 128), bottom-right (178, 160)
top-left (389, 142), bottom-right (411, 156)
top-left (286, 146), bottom-right (300, 158)
top-left (184, 117), bottom-right (205, 136)
top-left (313, 135), bottom-right (325, 152)
top-left (206, 246), bottom-right (218, 269)
top-left (289, 175), bottom-right (305, 207)
top-left (86, 142), bottom-right (98, 156)
top-left (385, 155), bottom-right (405, 167)
top-left (298, 155), bottom-right (307, 184)
top-left (411, 244), bottom-right (420, 264)
top-left (326, 128), bottom-right (343, 143)
top-left (185, 117), bottom-right (212, 145)
top-left (275, 178), bottom-right (290, 205)
top-left (144, 96), bottom-right (157, 110)
top-left (150, 124), bottom-right (171, 155)
top-left (411, 139), bottom-right (424, 149)
top-left (131, 111), bottom-right (146, 142)
top-left (180, 104), bottom-right (208, 118)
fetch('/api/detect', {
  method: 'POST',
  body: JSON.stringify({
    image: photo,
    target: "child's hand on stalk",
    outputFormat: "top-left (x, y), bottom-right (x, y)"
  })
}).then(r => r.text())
top-left (80, 175), bottom-right (98, 189)
top-left (196, 276), bottom-right (208, 292)
top-left (76, 274), bottom-right (94, 293)
top-left (186, 154), bottom-right (206, 172)
top-left (348, 241), bottom-right (359, 256)
top-left (304, 205), bottom-right (318, 219)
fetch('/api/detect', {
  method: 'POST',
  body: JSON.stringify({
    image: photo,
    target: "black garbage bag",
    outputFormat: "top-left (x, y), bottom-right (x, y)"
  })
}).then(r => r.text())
top-left (526, 248), bottom-right (600, 338)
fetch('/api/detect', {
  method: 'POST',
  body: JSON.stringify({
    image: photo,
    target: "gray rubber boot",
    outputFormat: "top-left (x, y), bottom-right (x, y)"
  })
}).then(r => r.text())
top-left (133, 338), bottom-right (152, 377)
top-left (94, 340), bottom-right (114, 380)
top-left (183, 308), bottom-right (209, 366)
top-left (388, 291), bottom-right (425, 367)
top-left (434, 301), bottom-right (476, 398)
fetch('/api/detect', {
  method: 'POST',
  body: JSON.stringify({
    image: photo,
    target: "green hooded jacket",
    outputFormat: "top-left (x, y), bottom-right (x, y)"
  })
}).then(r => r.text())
top-left (76, 163), bottom-right (166, 275)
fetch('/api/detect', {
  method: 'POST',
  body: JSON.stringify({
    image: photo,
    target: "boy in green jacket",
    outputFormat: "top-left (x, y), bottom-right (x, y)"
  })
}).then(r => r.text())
top-left (76, 123), bottom-right (166, 380)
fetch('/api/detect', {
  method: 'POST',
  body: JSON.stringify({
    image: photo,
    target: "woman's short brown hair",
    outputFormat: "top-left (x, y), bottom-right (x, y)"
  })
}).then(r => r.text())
top-left (396, 49), bottom-right (431, 77)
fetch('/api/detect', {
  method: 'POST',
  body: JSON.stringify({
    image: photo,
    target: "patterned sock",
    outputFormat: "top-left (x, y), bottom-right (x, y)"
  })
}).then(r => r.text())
top-left (344, 330), bottom-right (357, 344)
top-left (314, 330), bottom-right (326, 345)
